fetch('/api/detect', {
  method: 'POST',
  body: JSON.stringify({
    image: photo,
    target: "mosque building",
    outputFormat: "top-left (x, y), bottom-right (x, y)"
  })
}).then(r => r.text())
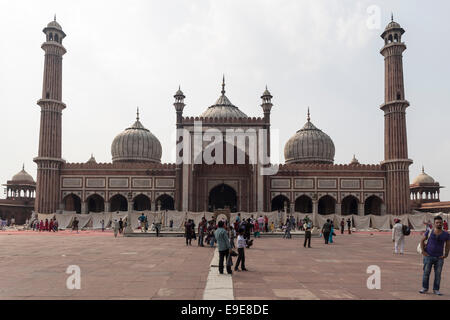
top-left (3, 16), bottom-right (449, 224)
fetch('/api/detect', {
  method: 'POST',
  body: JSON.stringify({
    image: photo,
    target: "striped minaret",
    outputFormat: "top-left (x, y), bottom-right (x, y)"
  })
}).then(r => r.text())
top-left (380, 16), bottom-right (412, 215)
top-left (34, 17), bottom-right (67, 214)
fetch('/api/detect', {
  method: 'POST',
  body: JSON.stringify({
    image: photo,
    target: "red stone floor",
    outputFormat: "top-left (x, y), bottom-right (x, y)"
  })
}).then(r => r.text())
top-left (0, 230), bottom-right (448, 300)
top-left (234, 232), bottom-right (450, 300)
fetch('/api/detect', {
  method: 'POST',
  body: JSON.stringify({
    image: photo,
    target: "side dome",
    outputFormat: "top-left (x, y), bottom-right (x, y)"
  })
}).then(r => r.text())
top-left (111, 110), bottom-right (162, 163)
top-left (284, 110), bottom-right (335, 164)
top-left (12, 165), bottom-right (35, 183)
top-left (200, 77), bottom-right (248, 119)
top-left (412, 167), bottom-right (436, 185)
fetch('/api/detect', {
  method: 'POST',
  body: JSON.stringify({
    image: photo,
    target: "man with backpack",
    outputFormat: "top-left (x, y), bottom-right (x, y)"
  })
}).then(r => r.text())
top-left (392, 218), bottom-right (407, 254)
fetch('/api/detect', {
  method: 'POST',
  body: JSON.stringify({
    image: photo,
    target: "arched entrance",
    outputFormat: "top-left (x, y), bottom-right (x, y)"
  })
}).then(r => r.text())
top-left (295, 195), bottom-right (312, 213)
top-left (364, 195), bottom-right (382, 215)
top-left (271, 195), bottom-right (290, 212)
top-left (318, 195), bottom-right (335, 215)
top-left (156, 194), bottom-right (175, 211)
top-left (63, 194), bottom-right (81, 213)
top-left (87, 194), bottom-right (105, 213)
top-left (133, 194), bottom-right (151, 211)
top-left (208, 184), bottom-right (237, 212)
top-left (341, 195), bottom-right (358, 215)
top-left (110, 194), bottom-right (128, 212)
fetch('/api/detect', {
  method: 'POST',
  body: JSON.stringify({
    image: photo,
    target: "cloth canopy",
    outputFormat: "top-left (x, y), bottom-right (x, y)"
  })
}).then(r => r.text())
top-left (352, 215), bottom-right (371, 230)
top-left (370, 215), bottom-right (391, 230)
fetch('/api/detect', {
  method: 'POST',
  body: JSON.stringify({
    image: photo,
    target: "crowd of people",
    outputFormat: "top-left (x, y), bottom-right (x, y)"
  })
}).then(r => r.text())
top-left (31, 218), bottom-right (59, 232)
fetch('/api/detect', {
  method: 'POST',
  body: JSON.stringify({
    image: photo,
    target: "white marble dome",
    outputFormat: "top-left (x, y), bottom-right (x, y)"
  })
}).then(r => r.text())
top-left (412, 167), bottom-right (436, 185)
top-left (200, 78), bottom-right (248, 119)
top-left (12, 166), bottom-right (34, 183)
top-left (284, 112), bottom-right (335, 164)
top-left (111, 111), bottom-right (162, 163)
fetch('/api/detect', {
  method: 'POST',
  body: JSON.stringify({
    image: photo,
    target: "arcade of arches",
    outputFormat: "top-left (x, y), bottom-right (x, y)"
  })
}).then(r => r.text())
top-left (270, 194), bottom-right (384, 216)
top-left (209, 184), bottom-right (237, 213)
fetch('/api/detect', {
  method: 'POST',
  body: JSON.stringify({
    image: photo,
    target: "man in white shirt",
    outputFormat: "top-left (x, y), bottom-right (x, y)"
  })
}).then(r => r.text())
top-left (392, 218), bottom-right (405, 254)
top-left (234, 230), bottom-right (248, 271)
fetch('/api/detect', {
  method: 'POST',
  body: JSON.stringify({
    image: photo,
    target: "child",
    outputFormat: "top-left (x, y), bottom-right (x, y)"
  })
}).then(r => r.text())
top-left (235, 230), bottom-right (248, 271)
top-left (270, 221), bottom-right (275, 233)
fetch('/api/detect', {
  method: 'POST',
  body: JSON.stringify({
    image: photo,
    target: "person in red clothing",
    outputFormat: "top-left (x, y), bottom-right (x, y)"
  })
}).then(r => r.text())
top-left (444, 220), bottom-right (448, 231)
top-left (49, 219), bottom-right (54, 232)
top-left (44, 219), bottom-right (49, 231)
top-left (254, 220), bottom-right (260, 238)
top-left (39, 220), bottom-right (44, 232)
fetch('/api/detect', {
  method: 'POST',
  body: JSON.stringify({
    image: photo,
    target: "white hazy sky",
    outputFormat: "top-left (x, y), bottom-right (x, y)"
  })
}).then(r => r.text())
top-left (0, 0), bottom-right (449, 200)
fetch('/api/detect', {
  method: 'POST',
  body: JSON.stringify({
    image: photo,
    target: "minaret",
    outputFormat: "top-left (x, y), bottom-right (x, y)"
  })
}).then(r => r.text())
top-left (173, 86), bottom-right (185, 211)
top-left (380, 16), bottom-right (412, 215)
top-left (33, 17), bottom-right (67, 214)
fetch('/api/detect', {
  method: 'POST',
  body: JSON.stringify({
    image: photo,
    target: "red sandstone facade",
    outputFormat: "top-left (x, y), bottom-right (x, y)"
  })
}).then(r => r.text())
top-left (31, 18), bottom-right (427, 218)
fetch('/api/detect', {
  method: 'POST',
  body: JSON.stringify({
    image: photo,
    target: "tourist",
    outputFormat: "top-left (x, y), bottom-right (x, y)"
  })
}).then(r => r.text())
top-left (346, 218), bottom-right (352, 234)
top-left (72, 217), bottom-right (79, 234)
top-left (185, 219), bottom-right (193, 246)
top-left (253, 220), bottom-right (260, 238)
top-left (290, 215), bottom-right (296, 231)
top-left (235, 229), bottom-right (248, 271)
top-left (118, 218), bottom-right (124, 234)
top-left (257, 215), bottom-right (264, 233)
top-left (169, 219), bottom-right (173, 230)
top-left (304, 220), bottom-right (312, 248)
top-left (191, 219), bottom-right (196, 241)
top-left (443, 220), bottom-right (448, 231)
top-left (144, 216), bottom-right (149, 232)
top-left (329, 221), bottom-right (335, 244)
top-left (270, 221), bottom-right (275, 233)
top-left (236, 213), bottom-right (241, 224)
top-left (322, 219), bottom-right (332, 244)
top-left (283, 219), bottom-right (292, 239)
top-left (214, 220), bottom-right (233, 275)
top-left (340, 218), bottom-right (345, 234)
top-left (11, 216), bottom-right (15, 227)
top-left (101, 219), bottom-right (105, 232)
top-left (229, 225), bottom-right (236, 249)
top-left (198, 217), bottom-right (206, 247)
top-left (139, 213), bottom-right (146, 232)
top-left (53, 219), bottom-right (58, 232)
top-left (113, 219), bottom-right (119, 238)
top-left (392, 218), bottom-right (405, 254)
top-left (44, 218), bottom-right (49, 231)
top-left (264, 215), bottom-right (269, 232)
top-left (154, 213), bottom-right (162, 237)
top-left (419, 216), bottom-right (449, 295)
top-left (244, 218), bottom-right (253, 241)
top-left (49, 219), bottom-right (54, 232)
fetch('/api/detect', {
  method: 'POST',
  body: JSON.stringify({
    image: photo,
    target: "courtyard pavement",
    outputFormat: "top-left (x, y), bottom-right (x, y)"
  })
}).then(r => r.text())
top-left (0, 230), bottom-right (448, 300)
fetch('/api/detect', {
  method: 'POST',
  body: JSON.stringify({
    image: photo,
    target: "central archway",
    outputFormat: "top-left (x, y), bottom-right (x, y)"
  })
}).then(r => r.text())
top-left (208, 184), bottom-right (237, 213)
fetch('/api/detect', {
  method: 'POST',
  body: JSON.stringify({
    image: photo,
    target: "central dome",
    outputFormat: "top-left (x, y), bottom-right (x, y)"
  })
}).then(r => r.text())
top-left (200, 77), bottom-right (248, 119)
top-left (284, 110), bottom-right (335, 164)
top-left (111, 110), bottom-right (162, 163)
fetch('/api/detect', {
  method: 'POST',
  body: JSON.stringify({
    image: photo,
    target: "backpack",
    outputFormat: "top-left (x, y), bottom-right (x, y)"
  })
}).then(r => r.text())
top-left (402, 224), bottom-right (411, 236)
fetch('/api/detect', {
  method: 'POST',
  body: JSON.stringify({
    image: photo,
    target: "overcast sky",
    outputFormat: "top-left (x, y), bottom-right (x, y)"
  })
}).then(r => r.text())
top-left (0, 0), bottom-right (449, 200)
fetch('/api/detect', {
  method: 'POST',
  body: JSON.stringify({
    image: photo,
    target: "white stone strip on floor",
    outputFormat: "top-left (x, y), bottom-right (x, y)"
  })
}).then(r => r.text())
top-left (203, 248), bottom-right (234, 300)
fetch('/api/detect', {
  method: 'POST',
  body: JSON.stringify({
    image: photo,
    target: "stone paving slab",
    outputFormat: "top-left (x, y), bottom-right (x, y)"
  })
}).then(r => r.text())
top-left (0, 233), bottom-right (214, 300)
top-left (231, 233), bottom-right (450, 300)
top-left (0, 230), bottom-right (449, 300)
